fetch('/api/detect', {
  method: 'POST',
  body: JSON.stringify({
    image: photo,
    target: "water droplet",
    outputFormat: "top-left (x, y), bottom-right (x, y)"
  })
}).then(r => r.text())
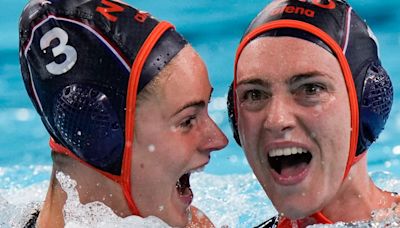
top-left (210, 112), bottom-right (224, 125)
top-left (15, 108), bottom-right (31, 121)
top-left (148, 144), bottom-right (156, 152)
top-left (196, 210), bottom-right (205, 218)
top-left (170, 126), bottom-right (177, 132)
top-left (392, 145), bottom-right (400, 155)
top-left (283, 131), bottom-right (293, 140)
top-left (210, 97), bottom-right (227, 111)
top-left (228, 155), bottom-right (238, 163)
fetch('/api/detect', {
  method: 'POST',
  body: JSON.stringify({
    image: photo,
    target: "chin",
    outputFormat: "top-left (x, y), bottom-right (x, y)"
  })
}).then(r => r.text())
top-left (277, 202), bottom-right (322, 220)
top-left (162, 212), bottom-right (190, 228)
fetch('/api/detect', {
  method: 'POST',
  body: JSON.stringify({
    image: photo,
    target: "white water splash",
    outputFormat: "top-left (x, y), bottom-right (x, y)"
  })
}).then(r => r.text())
top-left (1, 168), bottom-right (400, 227)
top-left (190, 172), bottom-right (276, 227)
top-left (0, 194), bottom-right (41, 228)
top-left (56, 171), bottom-right (171, 228)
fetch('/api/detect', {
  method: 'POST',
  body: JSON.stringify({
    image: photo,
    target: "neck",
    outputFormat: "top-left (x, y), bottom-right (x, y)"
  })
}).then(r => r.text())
top-left (321, 155), bottom-right (397, 223)
top-left (37, 168), bottom-right (65, 228)
top-left (37, 157), bottom-right (131, 228)
top-left (287, 155), bottom-right (399, 227)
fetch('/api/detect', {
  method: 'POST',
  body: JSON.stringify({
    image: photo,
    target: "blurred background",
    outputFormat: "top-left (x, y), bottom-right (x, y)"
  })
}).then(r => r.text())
top-left (1, 0), bottom-right (399, 196)
top-left (1, 1), bottom-right (400, 226)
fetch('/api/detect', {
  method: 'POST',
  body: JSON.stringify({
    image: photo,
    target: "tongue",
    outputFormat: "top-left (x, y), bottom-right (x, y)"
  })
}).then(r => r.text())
top-left (280, 161), bottom-right (308, 178)
top-left (180, 187), bottom-right (193, 197)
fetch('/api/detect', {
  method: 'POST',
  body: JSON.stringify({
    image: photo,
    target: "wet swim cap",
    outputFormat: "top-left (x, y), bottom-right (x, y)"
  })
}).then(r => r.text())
top-left (228, 0), bottom-right (393, 177)
top-left (19, 0), bottom-right (187, 215)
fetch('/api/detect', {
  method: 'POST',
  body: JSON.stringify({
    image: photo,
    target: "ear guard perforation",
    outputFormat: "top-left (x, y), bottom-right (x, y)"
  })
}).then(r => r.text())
top-left (357, 62), bottom-right (393, 154)
top-left (53, 84), bottom-right (123, 175)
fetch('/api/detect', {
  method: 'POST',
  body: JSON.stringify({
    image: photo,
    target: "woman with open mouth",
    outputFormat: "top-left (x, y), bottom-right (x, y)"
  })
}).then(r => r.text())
top-left (228, 0), bottom-right (398, 227)
top-left (19, 0), bottom-right (227, 227)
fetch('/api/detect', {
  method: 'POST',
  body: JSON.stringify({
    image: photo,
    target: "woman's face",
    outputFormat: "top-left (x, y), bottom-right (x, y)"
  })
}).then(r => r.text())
top-left (131, 45), bottom-right (228, 227)
top-left (235, 37), bottom-right (351, 219)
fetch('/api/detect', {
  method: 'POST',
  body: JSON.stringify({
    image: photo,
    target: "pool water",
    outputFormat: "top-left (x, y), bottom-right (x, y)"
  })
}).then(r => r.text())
top-left (1, 0), bottom-right (400, 227)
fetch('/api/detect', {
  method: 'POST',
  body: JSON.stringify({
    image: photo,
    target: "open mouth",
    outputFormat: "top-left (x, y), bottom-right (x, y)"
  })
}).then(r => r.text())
top-left (175, 172), bottom-right (194, 207)
top-left (175, 165), bottom-right (206, 206)
top-left (176, 173), bottom-right (192, 196)
top-left (268, 147), bottom-right (312, 177)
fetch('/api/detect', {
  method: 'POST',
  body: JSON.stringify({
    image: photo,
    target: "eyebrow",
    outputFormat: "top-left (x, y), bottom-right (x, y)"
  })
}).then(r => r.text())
top-left (288, 71), bottom-right (332, 84)
top-left (236, 71), bottom-right (332, 87)
top-left (236, 78), bottom-right (269, 88)
top-left (171, 87), bottom-right (213, 117)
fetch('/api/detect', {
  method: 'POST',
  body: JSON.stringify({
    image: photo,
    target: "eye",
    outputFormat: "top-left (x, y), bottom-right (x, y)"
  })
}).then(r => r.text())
top-left (179, 116), bottom-right (196, 130)
top-left (293, 83), bottom-right (328, 105)
top-left (237, 88), bottom-right (269, 111)
top-left (302, 83), bottom-right (325, 95)
top-left (241, 89), bottom-right (268, 102)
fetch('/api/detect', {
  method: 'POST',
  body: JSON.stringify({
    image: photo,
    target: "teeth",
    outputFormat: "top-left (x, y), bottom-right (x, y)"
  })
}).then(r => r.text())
top-left (269, 147), bottom-right (308, 157)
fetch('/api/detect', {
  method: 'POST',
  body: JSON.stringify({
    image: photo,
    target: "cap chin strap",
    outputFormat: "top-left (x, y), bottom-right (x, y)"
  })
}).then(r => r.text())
top-left (50, 138), bottom-right (121, 182)
top-left (352, 150), bottom-right (367, 165)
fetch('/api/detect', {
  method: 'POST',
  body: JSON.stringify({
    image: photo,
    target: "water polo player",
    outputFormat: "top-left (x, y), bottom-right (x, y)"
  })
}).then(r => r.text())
top-left (19, 0), bottom-right (227, 227)
top-left (228, 0), bottom-right (396, 227)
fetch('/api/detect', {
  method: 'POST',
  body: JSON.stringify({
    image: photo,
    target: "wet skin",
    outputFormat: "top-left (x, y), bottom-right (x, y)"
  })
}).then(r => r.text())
top-left (132, 45), bottom-right (228, 227)
top-left (236, 36), bottom-right (351, 219)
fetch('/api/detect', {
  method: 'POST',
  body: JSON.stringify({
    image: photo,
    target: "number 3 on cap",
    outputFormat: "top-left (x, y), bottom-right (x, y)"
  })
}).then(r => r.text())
top-left (40, 27), bottom-right (77, 75)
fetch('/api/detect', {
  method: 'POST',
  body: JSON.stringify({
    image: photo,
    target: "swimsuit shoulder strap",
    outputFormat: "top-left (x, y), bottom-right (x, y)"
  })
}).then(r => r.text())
top-left (23, 209), bottom-right (40, 228)
top-left (254, 215), bottom-right (279, 228)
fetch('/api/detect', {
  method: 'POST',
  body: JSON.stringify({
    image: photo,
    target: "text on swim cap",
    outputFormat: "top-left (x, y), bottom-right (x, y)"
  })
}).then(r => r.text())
top-left (270, 5), bottom-right (315, 17)
top-left (268, 0), bottom-right (336, 18)
top-left (134, 11), bottom-right (150, 23)
top-left (96, 0), bottom-right (149, 23)
top-left (96, 0), bottom-right (124, 22)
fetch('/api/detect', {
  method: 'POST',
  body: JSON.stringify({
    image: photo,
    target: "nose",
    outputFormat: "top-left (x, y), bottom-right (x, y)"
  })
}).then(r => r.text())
top-left (263, 95), bottom-right (296, 137)
top-left (200, 116), bottom-right (228, 152)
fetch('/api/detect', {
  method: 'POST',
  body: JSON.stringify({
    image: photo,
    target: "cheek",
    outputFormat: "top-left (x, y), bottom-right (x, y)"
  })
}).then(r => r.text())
top-left (306, 96), bottom-right (351, 167)
top-left (151, 132), bottom-right (196, 175)
top-left (131, 130), bottom-right (178, 188)
top-left (130, 140), bottom-right (181, 212)
top-left (237, 111), bottom-right (265, 168)
top-left (306, 95), bottom-right (350, 136)
top-left (238, 111), bottom-right (263, 148)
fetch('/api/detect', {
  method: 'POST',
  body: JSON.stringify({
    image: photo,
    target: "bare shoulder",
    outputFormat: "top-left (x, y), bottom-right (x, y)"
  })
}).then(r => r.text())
top-left (185, 206), bottom-right (215, 228)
